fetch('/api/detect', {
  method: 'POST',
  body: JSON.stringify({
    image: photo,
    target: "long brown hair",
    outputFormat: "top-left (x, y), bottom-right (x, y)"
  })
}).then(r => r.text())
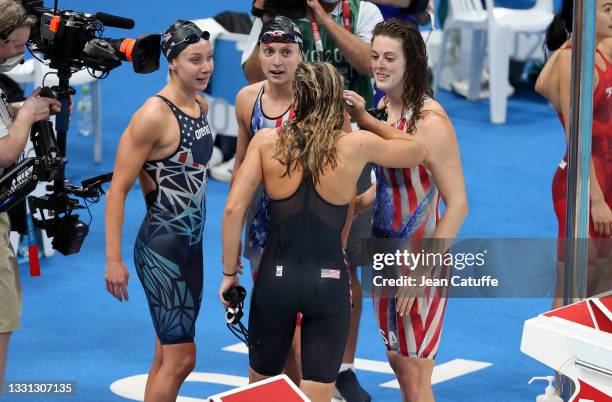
top-left (272, 62), bottom-right (345, 183)
top-left (372, 19), bottom-right (431, 134)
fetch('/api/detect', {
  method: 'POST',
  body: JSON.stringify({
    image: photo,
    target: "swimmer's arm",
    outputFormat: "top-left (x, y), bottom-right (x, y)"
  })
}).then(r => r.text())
top-left (355, 184), bottom-right (375, 214)
top-left (343, 90), bottom-right (413, 142)
top-left (357, 110), bottom-right (410, 141)
top-left (105, 102), bottom-right (165, 263)
top-left (358, 129), bottom-right (427, 169)
top-left (231, 87), bottom-right (256, 186)
top-left (222, 134), bottom-right (265, 275)
top-left (558, 52), bottom-right (606, 207)
top-left (535, 47), bottom-right (566, 99)
top-left (420, 113), bottom-right (467, 253)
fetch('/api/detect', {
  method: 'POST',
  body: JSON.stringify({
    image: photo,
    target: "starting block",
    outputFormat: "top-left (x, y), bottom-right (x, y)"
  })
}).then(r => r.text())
top-left (521, 290), bottom-right (612, 401)
top-left (208, 374), bottom-right (310, 402)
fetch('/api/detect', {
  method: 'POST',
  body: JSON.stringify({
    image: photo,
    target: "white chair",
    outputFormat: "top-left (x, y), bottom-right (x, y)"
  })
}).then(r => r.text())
top-left (485, 0), bottom-right (554, 123)
top-left (433, 0), bottom-right (488, 102)
top-left (433, 0), bottom-right (554, 124)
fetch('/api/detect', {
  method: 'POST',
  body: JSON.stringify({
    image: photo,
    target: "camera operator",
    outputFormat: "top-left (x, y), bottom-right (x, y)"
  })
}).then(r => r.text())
top-left (0, 0), bottom-right (62, 389)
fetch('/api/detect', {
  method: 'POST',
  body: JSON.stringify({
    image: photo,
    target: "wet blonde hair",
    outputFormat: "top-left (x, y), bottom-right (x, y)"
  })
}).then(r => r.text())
top-left (273, 62), bottom-right (345, 184)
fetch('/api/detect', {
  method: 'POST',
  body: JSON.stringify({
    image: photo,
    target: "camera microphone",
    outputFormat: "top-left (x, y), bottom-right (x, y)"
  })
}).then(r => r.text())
top-left (93, 12), bottom-right (135, 30)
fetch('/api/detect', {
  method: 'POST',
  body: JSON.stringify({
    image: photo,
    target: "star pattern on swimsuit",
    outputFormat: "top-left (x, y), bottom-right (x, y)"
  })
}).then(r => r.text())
top-left (144, 151), bottom-right (208, 246)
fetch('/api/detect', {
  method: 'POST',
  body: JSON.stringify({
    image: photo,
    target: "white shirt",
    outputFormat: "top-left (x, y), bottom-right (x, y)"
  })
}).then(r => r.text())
top-left (0, 87), bottom-right (13, 176)
top-left (0, 87), bottom-right (11, 140)
top-left (241, 1), bottom-right (383, 65)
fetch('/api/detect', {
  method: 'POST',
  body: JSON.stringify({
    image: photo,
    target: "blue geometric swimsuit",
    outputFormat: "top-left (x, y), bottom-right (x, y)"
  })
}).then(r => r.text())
top-left (134, 95), bottom-right (213, 344)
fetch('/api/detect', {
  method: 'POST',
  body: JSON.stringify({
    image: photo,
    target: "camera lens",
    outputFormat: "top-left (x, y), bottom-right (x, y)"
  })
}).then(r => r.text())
top-left (268, 0), bottom-right (308, 20)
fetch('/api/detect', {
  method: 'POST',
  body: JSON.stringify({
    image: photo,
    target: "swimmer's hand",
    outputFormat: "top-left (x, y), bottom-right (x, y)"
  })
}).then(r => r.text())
top-left (343, 90), bottom-right (367, 123)
top-left (105, 260), bottom-right (129, 302)
top-left (396, 288), bottom-right (424, 318)
top-left (395, 261), bottom-right (430, 317)
top-left (219, 276), bottom-right (240, 308)
top-left (591, 199), bottom-right (612, 236)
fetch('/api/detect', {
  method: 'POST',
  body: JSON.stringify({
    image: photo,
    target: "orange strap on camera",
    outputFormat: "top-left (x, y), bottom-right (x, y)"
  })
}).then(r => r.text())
top-left (119, 39), bottom-right (136, 61)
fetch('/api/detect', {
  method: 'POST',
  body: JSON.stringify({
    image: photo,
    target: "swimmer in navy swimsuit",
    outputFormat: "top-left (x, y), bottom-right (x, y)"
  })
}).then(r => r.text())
top-left (220, 61), bottom-right (427, 402)
top-left (104, 20), bottom-right (214, 401)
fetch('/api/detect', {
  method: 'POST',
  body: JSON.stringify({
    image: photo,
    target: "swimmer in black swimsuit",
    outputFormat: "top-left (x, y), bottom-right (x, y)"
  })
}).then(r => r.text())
top-left (220, 61), bottom-right (427, 402)
top-left (104, 20), bottom-right (213, 402)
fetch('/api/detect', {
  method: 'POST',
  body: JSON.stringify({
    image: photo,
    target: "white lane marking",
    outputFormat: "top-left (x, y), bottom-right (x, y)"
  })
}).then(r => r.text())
top-left (224, 343), bottom-right (492, 381)
top-left (111, 345), bottom-right (492, 400)
top-left (224, 342), bottom-right (394, 373)
top-left (110, 372), bottom-right (249, 401)
top-left (380, 359), bottom-right (493, 388)
top-left (222, 342), bottom-right (249, 354)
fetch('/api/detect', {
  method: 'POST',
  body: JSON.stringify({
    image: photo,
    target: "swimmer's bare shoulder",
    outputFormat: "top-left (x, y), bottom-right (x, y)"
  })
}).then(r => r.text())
top-left (247, 127), bottom-right (279, 153)
top-left (336, 129), bottom-right (379, 160)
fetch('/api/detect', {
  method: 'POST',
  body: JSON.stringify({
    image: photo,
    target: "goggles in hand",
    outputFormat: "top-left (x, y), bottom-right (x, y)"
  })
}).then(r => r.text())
top-left (223, 286), bottom-right (256, 347)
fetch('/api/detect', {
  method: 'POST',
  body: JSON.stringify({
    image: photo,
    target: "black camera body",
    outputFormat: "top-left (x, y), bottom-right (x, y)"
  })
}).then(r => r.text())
top-left (23, 0), bottom-right (161, 74)
top-left (398, 0), bottom-right (430, 15)
top-left (265, 0), bottom-right (309, 20)
top-left (0, 1), bottom-right (146, 257)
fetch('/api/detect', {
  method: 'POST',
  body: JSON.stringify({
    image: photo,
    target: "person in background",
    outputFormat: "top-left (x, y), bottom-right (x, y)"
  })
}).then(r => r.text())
top-left (535, 0), bottom-right (612, 309)
top-left (0, 0), bottom-right (62, 390)
top-left (231, 15), bottom-right (303, 384)
top-left (242, 2), bottom-right (383, 401)
top-left (104, 20), bottom-right (214, 402)
top-left (221, 61), bottom-right (427, 402)
top-left (344, 19), bottom-right (467, 402)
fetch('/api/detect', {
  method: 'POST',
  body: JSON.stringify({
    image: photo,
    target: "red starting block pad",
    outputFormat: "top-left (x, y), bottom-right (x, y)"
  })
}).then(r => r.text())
top-left (208, 374), bottom-right (310, 402)
top-left (521, 291), bottom-right (612, 401)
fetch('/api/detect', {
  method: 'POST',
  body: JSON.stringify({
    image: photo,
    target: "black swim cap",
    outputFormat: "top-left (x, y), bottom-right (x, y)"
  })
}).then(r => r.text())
top-left (258, 16), bottom-right (303, 50)
top-left (161, 20), bottom-right (210, 61)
